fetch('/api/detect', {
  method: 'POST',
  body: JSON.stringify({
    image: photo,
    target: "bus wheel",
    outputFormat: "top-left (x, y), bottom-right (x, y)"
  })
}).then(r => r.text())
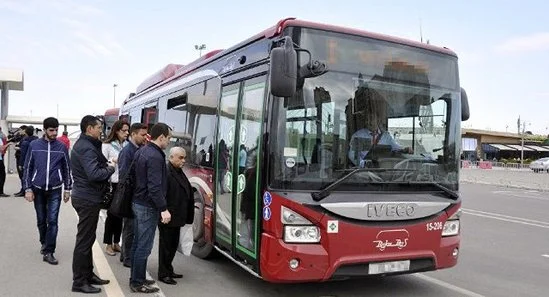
top-left (191, 191), bottom-right (215, 259)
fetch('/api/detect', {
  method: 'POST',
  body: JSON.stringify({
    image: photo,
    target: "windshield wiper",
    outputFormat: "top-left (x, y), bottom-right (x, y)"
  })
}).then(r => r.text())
top-left (310, 168), bottom-right (413, 202)
top-left (422, 182), bottom-right (459, 199)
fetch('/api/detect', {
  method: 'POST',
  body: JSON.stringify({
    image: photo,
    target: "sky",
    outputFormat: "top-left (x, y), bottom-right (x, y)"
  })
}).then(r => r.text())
top-left (1, 0), bottom-right (548, 135)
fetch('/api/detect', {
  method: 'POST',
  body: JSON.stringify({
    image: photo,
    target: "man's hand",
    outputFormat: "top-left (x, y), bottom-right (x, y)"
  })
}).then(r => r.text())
top-left (24, 191), bottom-right (34, 202)
top-left (63, 191), bottom-right (71, 203)
top-left (160, 210), bottom-right (171, 224)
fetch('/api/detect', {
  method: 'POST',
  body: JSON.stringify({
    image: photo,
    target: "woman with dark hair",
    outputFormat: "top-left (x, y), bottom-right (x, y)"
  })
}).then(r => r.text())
top-left (101, 120), bottom-right (129, 256)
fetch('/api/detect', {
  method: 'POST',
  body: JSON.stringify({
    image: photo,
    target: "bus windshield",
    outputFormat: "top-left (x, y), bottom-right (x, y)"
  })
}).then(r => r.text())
top-left (269, 28), bottom-right (461, 194)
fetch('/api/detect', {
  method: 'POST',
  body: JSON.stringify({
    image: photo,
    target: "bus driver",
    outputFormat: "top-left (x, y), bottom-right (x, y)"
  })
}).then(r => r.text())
top-left (348, 94), bottom-right (413, 168)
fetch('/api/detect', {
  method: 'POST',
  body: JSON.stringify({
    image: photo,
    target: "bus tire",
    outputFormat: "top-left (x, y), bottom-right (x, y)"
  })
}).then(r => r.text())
top-left (191, 191), bottom-right (215, 259)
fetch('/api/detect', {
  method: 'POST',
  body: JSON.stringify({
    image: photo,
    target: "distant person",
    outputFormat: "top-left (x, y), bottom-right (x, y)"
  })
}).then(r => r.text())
top-left (158, 147), bottom-right (194, 285)
top-left (58, 131), bottom-right (71, 150)
top-left (23, 117), bottom-right (72, 265)
top-left (130, 123), bottom-right (172, 293)
top-left (12, 125), bottom-right (28, 196)
top-left (70, 115), bottom-right (115, 294)
top-left (118, 123), bottom-right (149, 268)
top-left (0, 135), bottom-right (8, 197)
top-left (101, 120), bottom-right (129, 257)
top-left (17, 126), bottom-right (39, 197)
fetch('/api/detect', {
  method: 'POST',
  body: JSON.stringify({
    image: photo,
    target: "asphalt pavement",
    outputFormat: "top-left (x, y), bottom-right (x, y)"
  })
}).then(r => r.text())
top-left (0, 171), bottom-right (548, 297)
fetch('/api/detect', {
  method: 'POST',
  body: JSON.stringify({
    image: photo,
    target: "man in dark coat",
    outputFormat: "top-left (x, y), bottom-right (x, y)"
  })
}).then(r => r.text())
top-left (158, 146), bottom-right (194, 285)
top-left (70, 115), bottom-right (115, 294)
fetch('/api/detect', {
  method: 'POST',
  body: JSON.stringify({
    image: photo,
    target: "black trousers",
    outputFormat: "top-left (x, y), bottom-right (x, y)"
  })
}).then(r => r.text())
top-left (158, 225), bottom-right (181, 278)
top-left (72, 198), bottom-right (101, 285)
top-left (120, 217), bottom-right (134, 264)
top-left (16, 159), bottom-right (23, 192)
top-left (103, 184), bottom-right (123, 244)
top-left (0, 160), bottom-right (6, 194)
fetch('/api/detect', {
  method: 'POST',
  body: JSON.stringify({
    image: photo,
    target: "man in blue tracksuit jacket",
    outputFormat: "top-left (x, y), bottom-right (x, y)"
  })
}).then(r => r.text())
top-left (23, 117), bottom-right (72, 265)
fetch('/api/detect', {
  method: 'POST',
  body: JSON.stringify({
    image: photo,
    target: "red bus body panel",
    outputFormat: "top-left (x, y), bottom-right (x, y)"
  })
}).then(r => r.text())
top-left (260, 192), bottom-right (460, 283)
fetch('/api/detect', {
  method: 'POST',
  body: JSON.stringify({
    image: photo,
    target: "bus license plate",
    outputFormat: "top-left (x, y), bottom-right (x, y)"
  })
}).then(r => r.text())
top-left (368, 260), bottom-right (410, 275)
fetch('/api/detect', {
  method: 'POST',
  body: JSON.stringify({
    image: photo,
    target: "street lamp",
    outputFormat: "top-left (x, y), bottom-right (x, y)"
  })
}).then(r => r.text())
top-left (113, 83), bottom-right (118, 108)
top-left (520, 120), bottom-right (531, 168)
top-left (194, 44), bottom-right (206, 57)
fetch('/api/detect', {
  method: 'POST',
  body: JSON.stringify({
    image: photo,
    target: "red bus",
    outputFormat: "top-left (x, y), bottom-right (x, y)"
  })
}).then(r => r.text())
top-left (120, 18), bottom-right (470, 282)
top-left (101, 107), bottom-right (120, 138)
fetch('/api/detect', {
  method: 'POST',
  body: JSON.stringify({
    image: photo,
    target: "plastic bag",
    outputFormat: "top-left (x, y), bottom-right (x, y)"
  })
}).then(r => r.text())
top-left (180, 226), bottom-right (194, 256)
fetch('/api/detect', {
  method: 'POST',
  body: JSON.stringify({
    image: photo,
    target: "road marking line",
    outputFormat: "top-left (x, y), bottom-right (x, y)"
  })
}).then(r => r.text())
top-left (463, 211), bottom-right (549, 229)
top-left (463, 209), bottom-right (549, 226)
top-left (96, 210), bottom-right (166, 297)
top-left (92, 241), bottom-right (125, 296)
top-left (414, 274), bottom-right (486, 297)
top-left (542, 255), bottom-right (549, 258)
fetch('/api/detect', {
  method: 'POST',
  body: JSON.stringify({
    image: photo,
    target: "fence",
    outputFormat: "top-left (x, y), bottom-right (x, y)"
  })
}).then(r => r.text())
top-left (461, 160), bottom-right (531, 170)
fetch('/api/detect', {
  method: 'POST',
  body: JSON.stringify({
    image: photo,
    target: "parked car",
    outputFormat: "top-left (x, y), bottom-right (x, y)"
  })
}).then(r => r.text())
top-left (529, 157), bottom-right (549, 173)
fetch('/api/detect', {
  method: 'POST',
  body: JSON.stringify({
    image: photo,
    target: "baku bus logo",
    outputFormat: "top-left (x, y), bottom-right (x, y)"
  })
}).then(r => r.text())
top-left (373, 229), bottom-right (409, 251)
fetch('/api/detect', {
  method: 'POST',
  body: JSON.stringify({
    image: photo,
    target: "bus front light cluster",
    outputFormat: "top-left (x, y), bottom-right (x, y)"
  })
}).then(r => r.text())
top-left (281, 206), bottom-right (321, 243)
top-left (442, 208), bottom-right (461, 237)
top-left (284, 226), bottom-right (321, 243)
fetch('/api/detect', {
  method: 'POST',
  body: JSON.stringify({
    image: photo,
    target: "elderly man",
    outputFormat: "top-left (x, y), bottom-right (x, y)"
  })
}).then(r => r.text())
top-left (158, 147), bottom-right (194, 285)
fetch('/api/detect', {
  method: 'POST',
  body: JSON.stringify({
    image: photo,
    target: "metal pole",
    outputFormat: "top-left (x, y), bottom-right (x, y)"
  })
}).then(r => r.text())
top-left (113, 84), bottom-right (118, 108)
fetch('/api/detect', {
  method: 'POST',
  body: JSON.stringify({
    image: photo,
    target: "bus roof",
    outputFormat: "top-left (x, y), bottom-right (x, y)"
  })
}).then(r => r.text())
top-left (125, 18), bottom-right (457, 105)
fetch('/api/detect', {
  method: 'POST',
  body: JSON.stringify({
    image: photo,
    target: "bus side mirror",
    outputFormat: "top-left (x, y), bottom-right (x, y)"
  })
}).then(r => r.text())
top-left (270, 37), bottom-right (297, 98)
top-left (461, 88), bottom-right (470, 121)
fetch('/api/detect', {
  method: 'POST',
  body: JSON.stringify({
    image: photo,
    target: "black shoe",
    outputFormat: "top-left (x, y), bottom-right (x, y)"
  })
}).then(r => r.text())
top-left (123, 261), bottom-right (131, 268)
top-left (159, 276), bottom-right (177, 285)
top-left (40, 244), bottom-right (46, 255)
top-left (130, 284), bottom-right (159, 293)
top-left (43, 253), bottom-right (58, 265)
top-left (72, 283), bottom-right (101, 294)
top-left (171, 272), bottom-right (183, 279)
top-left (0, 193), bottom-right (9, 197)
top-left (143, 279), bottom-right (155, 286)
top-left (14, 191), bottom-right (24, 197)
top-left (89, 274), bottom-right (110, 285)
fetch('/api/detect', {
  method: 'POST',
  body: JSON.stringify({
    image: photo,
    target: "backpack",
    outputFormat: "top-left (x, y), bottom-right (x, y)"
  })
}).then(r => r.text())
top-left (109, 159), bottom-right (136, 218)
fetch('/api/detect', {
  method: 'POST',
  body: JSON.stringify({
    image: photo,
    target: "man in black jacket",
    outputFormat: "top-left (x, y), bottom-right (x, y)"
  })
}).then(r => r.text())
top-left (158, 146), bottom-right (194, 285)
top-left (70, 115), bottom-right (115, 294)
top-left (130, 123), bottom-right (172, 294)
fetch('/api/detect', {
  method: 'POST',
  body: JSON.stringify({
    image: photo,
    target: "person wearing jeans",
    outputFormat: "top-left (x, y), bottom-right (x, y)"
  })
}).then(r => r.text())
top-left (33, 188), bottom-right (62, 255)
top-left (130, 123), bottom-right (172, 294)
top-left (23, 117), bottom-right (72, 265)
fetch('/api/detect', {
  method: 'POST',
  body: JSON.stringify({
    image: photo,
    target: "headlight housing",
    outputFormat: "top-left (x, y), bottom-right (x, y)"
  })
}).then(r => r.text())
top-left (442, 208), bottom-right (461, 237)
top-left (281, 206), bottom-right (321, 243)
top-left (284, 226), bottom-right (321, 243)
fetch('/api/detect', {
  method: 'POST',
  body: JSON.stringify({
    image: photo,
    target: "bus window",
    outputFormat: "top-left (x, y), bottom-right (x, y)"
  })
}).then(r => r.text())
top-left (142, 107), bottom-right (157, 132)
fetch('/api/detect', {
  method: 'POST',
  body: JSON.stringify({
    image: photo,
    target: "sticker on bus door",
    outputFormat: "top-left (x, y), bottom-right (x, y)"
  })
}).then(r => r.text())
top-left (263, 207), bottom-right (271, 221)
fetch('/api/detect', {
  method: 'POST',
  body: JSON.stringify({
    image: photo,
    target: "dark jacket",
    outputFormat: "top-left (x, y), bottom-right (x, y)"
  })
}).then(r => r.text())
top-left (118, 141), bottom-right (139, 179)
top-left (70, 134), bottom-right (115, 202)
top-left (23, 137), bottom-right (72, 191)
top-left (164, 163), bottom-right (194, 227)
top-left (133, 142), bottom-right (167, 212)
top-left (19, 135), bottom-right (39, 167)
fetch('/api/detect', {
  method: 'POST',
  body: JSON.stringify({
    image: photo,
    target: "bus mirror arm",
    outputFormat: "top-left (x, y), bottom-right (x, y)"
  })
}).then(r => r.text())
top-left (295, 48), bottom-right (328, 88)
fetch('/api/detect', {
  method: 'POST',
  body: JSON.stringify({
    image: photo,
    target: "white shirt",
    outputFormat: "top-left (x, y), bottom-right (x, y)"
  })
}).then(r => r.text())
top-left (102, 140), bottom-right (127, 183)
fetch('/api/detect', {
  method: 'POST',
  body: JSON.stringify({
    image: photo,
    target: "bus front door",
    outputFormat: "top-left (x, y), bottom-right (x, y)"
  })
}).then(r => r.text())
top-left (215, 76), bottom-right (266, 266)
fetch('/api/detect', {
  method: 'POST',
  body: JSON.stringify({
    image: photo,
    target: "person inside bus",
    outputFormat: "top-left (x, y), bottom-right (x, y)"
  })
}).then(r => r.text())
top-left (348, 94), bottom-right (412, 168)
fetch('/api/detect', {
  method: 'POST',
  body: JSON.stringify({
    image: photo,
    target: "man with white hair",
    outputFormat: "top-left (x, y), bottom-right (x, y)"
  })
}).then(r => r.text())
top-left (157, 146), bottom-right (194, 285)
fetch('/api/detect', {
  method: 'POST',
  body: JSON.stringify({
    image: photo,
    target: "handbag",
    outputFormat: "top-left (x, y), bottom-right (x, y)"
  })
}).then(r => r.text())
top-left (109, 159), bottom-right (136, 218)
top-left (100, 183), bottom-right (114, 209)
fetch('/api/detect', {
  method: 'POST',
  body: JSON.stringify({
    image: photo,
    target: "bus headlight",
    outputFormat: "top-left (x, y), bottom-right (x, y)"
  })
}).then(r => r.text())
top-left (442, 220), bottom-right (460, 237)
top-left (284, 226), bottom-right (321, 243)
